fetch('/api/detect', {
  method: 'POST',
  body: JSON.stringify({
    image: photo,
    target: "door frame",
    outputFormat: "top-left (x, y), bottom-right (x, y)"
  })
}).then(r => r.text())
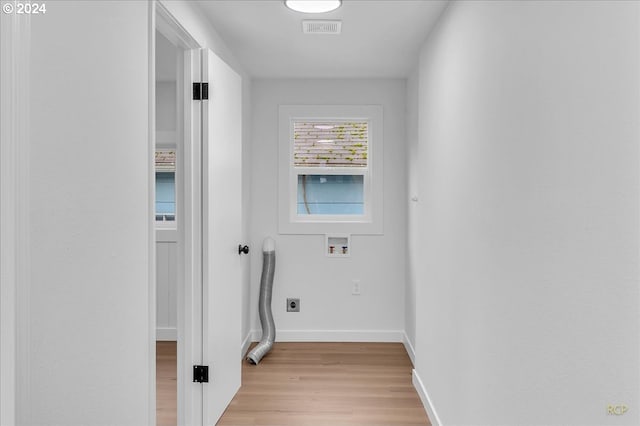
top-left (0, 9), bottom-right (30, 426)
top-left (154, 3), bottom-right (202, 426)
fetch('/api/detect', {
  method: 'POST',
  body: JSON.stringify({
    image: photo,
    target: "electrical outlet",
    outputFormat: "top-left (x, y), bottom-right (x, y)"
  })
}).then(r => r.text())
top-left (352, 279), bottom-right (361, 295)
top-left (287, 298), bottom-right (300, 312)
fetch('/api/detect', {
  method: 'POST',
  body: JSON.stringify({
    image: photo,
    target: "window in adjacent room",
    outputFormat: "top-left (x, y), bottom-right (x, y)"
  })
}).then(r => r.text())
top-left (155, 149), bottom-right (176, 223)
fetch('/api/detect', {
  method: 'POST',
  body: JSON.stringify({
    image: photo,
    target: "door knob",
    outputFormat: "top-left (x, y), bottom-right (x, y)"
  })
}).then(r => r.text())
top-left (238, 245), bottom-right (249, 255)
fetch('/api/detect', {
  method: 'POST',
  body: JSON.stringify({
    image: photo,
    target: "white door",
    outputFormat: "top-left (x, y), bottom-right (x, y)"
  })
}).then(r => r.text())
top-left (201, 48), bottom-right (243, 425)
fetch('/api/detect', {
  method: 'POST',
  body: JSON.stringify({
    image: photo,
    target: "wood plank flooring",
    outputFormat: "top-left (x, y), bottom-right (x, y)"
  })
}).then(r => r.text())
top-left (156, 341), bottom-right (177, 426)
top-left (156, 341), bottom-right (430, 426)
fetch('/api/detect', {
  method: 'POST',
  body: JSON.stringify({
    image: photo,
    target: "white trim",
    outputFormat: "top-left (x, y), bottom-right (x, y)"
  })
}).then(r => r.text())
top-left (402, 331), bottom-right (416, 366)
top-left (241, 332), bottom-right (253, 359)
top-left (189, 47), bottom-right (205, 426)
top-left (278, 105), bottom-right (384, 235)
top-left (0, 10), bottom-right (31, 425)
top-left (156, 327), bottom-right (178, 341)
top-left (1, 9), bottom-right (31, 425)
top-left (156, 1), bottom-right (200, 51)
top-left (251, 329), bottom-right (404, 343)
top-left (0, 13), bottom-right (16, 425)
top-left (412, 369), bottom-right (443, 426)
top-left (147, 4), bottom-right (157, 426)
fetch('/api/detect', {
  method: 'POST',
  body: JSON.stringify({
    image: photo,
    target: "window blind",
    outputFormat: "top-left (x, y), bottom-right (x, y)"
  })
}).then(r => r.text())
top-left (293, 121), bottom-right (368, 168)
top-left (155, 149), bottom-right (176, 172)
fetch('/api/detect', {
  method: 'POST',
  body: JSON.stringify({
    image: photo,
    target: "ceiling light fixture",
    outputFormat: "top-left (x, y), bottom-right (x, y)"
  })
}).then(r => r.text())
top-left (285, 0), bottom-right (341, 14)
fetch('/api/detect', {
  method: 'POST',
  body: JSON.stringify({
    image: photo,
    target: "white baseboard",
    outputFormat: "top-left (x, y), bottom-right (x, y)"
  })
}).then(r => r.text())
top-left (402, 331), bottom-right (416, 365)
top-left (156, 327), bottom-right (177, 341)
top-left (250, 329), bottom-right (404, 343)
top-left (240, 331), bottom-right (252, 359)
top-left (412, 369), bottom-right (442, 426)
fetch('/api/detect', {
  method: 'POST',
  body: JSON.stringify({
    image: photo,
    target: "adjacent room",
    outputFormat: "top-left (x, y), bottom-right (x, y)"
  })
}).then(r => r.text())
top-left (1, 1), bottom-right (638, 426)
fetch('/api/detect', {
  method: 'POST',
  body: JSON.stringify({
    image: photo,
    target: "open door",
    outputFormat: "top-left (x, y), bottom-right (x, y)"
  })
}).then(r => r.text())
top-left (201, 48), bottom-right (243, 425)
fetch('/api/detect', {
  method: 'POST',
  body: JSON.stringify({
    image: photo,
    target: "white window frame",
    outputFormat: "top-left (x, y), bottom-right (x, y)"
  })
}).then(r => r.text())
top-left (278, 105), bottom-right (383, 235)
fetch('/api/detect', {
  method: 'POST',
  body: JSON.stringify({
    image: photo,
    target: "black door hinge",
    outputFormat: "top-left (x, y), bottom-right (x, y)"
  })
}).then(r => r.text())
top-left (193, 365), bottom-right (209, 383)
top-left (192, 82), bottom-right (209, 100)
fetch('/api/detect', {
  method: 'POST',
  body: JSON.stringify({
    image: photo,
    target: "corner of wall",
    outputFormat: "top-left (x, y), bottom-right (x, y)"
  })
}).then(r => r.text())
top-left (402, 331), bottom-right (416, 365)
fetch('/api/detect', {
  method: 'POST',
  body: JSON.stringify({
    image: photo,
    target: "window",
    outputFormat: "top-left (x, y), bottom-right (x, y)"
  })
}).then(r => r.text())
top-left (279, 105), bottom-right (383, 235)
top-left (155, 149), bottom-right (176, 223)
top-left (295, 120), bottom-right (368, 216)
top-left (297, 174), bottom-right (364, 215)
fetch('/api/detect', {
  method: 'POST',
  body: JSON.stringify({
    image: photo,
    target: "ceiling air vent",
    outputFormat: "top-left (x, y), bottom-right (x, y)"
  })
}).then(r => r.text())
top-left (302, 20), bottom-right (342, 35)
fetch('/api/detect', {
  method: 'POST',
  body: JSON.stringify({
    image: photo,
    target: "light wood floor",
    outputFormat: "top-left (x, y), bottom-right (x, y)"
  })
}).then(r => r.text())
top-left (157, 341), bottom-right (430, 426)
top-left (157, 341), bottom-right (177, 426)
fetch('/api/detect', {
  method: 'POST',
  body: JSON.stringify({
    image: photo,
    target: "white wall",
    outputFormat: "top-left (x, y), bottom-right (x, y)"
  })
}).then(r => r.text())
top-left (156, 82), bottom-right (176, 133)
top-left (250, 79), bottom-right (407, 341)
top-left (411, 1), bottom-right (639, 425)
top-left (155, 58), bottom-right (177, 341)
top-left (155, 56), bottom-right (178, 340)
top-left (156, 240), bottom-right (177, 340)
top-left (23, 1), bottom-right (151, 424)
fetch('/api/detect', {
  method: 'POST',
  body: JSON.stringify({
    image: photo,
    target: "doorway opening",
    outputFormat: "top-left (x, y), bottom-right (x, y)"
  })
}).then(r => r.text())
top-left (154, 4), bottom-right (200, 425)
top-left (155, 27), bottom-right (179, 426)
top-left (152, 5), bottom-right (245, 424)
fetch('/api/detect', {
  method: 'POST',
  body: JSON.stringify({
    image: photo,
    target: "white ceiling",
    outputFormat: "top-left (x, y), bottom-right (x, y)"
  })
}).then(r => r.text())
top-left (195, 0), bottom-right (449, 78)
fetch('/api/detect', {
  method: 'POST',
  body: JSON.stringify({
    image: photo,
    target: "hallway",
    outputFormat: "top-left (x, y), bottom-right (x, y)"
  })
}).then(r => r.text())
top-left (3, 1), bottom-right (638, 425)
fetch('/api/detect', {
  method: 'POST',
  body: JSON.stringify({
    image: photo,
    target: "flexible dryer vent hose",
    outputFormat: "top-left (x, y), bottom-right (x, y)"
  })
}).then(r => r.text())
top-left (246, 237), bottom-right (276, 365)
